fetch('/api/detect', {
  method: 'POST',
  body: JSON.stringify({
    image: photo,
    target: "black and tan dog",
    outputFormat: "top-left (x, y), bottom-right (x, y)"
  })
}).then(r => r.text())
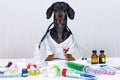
top-left (44, 2), bottom-right (75, 61)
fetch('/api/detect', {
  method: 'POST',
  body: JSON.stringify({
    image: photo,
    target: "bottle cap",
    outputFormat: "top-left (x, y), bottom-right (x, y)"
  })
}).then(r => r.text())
top-left (62, 68), bottom-right (67, 77)
top-left (22, 68), bottom-right (28, 77)
top-left (100, 50), bottom-right (104, 53)
top-left (35, 44), bottom-right (39, 50)
top-left (92, 50), bottom-right (97, 53)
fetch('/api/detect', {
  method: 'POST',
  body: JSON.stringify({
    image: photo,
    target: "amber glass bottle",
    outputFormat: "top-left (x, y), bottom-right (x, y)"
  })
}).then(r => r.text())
top-left (91, 50), bottom-right (98, 64)
top-left (99, 50), bottom-right (106, 64)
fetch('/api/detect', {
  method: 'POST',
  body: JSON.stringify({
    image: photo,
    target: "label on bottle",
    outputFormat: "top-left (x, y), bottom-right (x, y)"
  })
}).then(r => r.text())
top-left (102, 58), bottom-right (105, 62)
top-left (99, 58), bottom-right (106, 64)
top-left (91, 58), bottom-right (98, 64)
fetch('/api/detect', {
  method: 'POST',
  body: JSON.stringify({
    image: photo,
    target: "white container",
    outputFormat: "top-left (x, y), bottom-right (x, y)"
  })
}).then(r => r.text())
top-left (33, 45), bottom-right (42, 67)
top-left (47, 65), bottom-right (60, 78)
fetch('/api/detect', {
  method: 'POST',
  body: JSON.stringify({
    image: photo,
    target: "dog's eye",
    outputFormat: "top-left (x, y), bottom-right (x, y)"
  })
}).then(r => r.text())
top-left (61, 4), bottom-right (67, 10)
top-left (63, 7), bottom-right (67, 10)
top-left (61, 3), bottom-right (64, 7)
top-left (53, 7), bottom-right (57, 11)
top-left (53, 4), bottom-right (59, 11)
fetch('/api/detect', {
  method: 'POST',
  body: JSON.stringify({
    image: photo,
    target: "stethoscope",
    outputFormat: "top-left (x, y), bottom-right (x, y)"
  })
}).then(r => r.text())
top-left (38, 22), bottom-right (87, 60)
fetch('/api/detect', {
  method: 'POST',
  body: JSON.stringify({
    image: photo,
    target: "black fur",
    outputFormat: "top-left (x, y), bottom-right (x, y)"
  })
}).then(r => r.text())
top-left (46, 2), bottom-right (75, 44)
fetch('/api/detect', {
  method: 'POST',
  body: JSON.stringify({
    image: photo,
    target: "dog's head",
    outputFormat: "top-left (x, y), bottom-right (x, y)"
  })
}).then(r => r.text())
top-left (46, 2), bottom-right (75, 26)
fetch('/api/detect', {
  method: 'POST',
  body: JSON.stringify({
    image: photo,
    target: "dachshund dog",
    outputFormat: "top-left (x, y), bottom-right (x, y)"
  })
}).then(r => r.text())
top-left (44, 2), bottom-right (75, 61)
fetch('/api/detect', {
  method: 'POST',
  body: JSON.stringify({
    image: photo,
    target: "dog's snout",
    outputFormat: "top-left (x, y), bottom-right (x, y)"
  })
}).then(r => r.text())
top-left (58, 14), bottom-right (63, 18)
top-left (57, 10), bottom-right (63, 18)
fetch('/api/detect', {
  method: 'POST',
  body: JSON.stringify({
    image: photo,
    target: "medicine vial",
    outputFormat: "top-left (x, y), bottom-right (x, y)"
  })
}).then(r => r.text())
top-left (22, 68), bottom-right (28, 77)
top-left (91, 50), bottom-right (98, 64)
top-left (99, 50), bottom-right (106, 64)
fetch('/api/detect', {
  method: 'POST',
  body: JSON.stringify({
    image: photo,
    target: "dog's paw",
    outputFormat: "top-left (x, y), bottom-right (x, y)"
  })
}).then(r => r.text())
top-left (65, 54), bottom-right (75, 61)
top-left (45, 55), bottom-right (54, 61)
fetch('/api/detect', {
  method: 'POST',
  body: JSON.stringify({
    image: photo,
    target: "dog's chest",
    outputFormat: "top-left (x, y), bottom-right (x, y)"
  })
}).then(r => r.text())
top-left (50, 30), bottom-right (71, 44)
top-left (45, 32), bottom-right (74, 59)
top-left (46, 32), bottom-right (72, 46)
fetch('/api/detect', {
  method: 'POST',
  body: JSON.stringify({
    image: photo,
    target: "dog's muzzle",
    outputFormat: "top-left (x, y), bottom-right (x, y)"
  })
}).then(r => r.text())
top-left (55, 11), bottom-right (66, 26)
top-left (58, 19), bottom-right (63, 25)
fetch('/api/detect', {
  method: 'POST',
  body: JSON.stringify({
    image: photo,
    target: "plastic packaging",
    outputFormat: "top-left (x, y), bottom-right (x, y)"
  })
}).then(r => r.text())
top-left (0, 63), bottom-right (20, 78)
top-left (100, 65), bottom-right (119, 75)
top-left (66, 62), bottom-right (100, 75)
top-left (62, 68), bottom-right (97, 80)
top-left (66, 62), bottom-right (116, 75)
top-left (84, 66), bottom-right (104, 75)
top-left (47, 65), bottom-right (61, 78)
top-left (0, 73), bottom-right (21, 78)
top-left (8, 63), bottom-right (19, 74)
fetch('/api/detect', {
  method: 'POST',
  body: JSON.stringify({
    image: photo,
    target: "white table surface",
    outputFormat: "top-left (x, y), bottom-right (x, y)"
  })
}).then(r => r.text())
top-left (0, 58), bottom-right (120, 80)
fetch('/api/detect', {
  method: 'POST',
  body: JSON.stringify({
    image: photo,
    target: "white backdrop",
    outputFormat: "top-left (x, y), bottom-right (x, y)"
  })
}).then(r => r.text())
top-left (0, 0), bottom-right (119, 59)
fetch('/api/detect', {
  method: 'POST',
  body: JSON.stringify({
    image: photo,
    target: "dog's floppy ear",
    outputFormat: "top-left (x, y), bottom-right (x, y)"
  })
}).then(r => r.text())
top-left (67, 4), bottom-right (75, 20)
top-left (46, 4), bottom-right (53, 19)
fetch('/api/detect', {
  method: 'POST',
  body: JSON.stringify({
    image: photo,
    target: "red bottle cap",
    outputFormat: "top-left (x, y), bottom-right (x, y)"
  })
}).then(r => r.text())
top-left (27, 63), bottom-right (37, 69)
top-left (62, 68), bottom-right (67, 77)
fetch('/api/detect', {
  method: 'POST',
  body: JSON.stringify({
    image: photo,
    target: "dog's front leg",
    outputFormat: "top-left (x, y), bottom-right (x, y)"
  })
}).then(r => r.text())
top-left (65, 54), bottom-right (75, 61)
top-left (45, 55), bottom-right (54, 61)
top-left (63, 37), bottom-right (76, 61)
top-left (63, 48), bottom-right (75, 61)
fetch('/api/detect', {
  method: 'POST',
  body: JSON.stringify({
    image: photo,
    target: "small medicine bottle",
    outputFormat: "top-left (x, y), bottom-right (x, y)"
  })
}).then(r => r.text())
top-left (22, 68), bottom-right (28, 77)
top-left (99, 50), bottom-right (106, 64)
top-left (91, 50), bottom-right (98, 64)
